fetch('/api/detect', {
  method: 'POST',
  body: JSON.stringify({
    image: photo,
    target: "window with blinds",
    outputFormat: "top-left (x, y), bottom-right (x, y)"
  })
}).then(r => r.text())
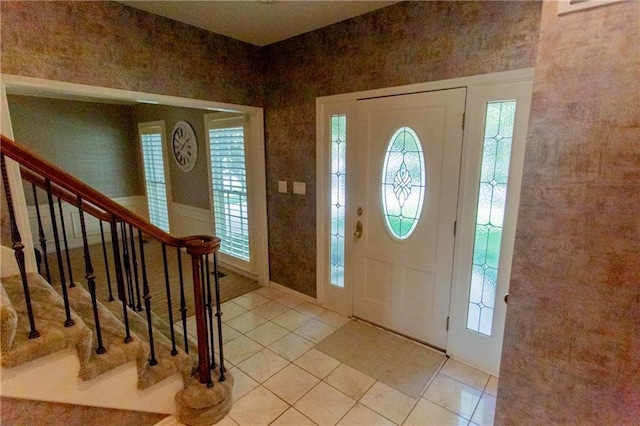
top-left (208, 122), bottom-right (250, 262)
top-left (139, 123), bottom-right (170, 233)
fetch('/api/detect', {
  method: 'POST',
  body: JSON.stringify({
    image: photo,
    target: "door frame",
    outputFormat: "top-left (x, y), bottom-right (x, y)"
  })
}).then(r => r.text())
top-left (1, 73), bottom-right (270, 287)
top-left (316, 68), bottom-right (534, 369)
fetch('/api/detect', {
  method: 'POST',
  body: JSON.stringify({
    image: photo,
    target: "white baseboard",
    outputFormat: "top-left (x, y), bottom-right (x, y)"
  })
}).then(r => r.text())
top-left (269, 281), bottom-right (318, 304)
top-left (170, 203), bottom-right (213, 238)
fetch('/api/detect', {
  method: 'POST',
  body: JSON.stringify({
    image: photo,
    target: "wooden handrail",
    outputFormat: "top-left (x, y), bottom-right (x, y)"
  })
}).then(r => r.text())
top-left (2, 134), bottom-right (223, 386)
top-left (1, 135), bottom-right (219, 254)
top-left (20, 167), bottom-right (112, 222)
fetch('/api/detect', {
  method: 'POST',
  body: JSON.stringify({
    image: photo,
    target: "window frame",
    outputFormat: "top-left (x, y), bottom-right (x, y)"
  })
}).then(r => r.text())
top-left (138, 120), bottom-right (172, 233)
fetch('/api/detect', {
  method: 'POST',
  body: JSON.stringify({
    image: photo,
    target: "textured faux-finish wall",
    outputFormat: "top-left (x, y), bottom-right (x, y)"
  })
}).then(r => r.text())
top-left (0, 1), bottom-right (263, 107)
top-left (263, 1), bottom-right (542, 296)
top-left (496, 1), bottom-right (640, 424)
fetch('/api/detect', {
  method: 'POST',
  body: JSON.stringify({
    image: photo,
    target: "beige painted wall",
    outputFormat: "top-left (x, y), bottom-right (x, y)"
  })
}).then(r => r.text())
top-left (497, 1), bottom-right (640, 423)
top-left (6, 95), bottom-right (144, 202)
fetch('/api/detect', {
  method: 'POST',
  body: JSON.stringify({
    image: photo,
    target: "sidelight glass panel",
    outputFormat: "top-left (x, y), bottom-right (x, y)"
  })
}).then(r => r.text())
top-left (467, 101), bottom-right (516, 336)
top-left (382, 126), bottom-right (425, 240)
top-left (330, 115), bottom-right (346, 287)
top-left (209, 125), bottom-right (250, 261)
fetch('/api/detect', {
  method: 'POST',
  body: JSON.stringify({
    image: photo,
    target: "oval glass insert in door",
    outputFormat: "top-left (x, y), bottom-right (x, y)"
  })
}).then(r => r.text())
top-left (381, 126), bottom-right (426, 240)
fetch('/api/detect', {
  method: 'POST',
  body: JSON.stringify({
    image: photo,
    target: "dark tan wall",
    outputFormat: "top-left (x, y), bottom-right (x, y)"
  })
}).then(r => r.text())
top-left (131, 104), bottom-right (214, 210)
top-left (263, 1), bottom-right (542, 296)
top-left (6, 95), bottom-right (143, 202)
top-left (0, 1), bottom-right (263, 107)
top-left (497, 1), bottom-right (640, 424)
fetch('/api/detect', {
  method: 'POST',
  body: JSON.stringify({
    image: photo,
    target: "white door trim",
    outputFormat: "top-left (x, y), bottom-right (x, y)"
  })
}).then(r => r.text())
top-left (316, 68), bottom-right (534, 371)
top-left (448, 79), bottom-right (533, 376)
top-left (1, 73), bottom-right (269, 287)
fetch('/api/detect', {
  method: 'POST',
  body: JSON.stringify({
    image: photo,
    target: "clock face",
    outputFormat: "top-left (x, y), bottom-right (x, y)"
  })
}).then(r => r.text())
top-left (171, 121), bottom-right (198, 172)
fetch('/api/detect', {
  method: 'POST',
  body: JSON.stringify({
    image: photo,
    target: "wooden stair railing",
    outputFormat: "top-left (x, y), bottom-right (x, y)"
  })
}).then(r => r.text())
top-left (1, 134), bottom-right (225, 386)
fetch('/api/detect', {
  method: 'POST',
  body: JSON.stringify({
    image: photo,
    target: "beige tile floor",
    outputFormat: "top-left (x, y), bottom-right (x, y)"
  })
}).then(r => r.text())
top-left (185, 287), bottom-right (497, 426)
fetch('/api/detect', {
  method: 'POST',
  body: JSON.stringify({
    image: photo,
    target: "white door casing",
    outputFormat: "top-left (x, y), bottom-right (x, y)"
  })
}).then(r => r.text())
top-left (351, 89), bottom-right (466, 349)
top-left (447, 80), bottom-right (533, 375)
top-left (316, 69), bottom-right (534, 374)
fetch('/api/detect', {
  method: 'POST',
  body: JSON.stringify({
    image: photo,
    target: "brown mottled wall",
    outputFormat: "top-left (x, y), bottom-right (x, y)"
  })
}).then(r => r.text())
top-left (497, 1), bottom-right (640, 424)
top-left (263, 1), bottom-right (541, 296)
top-left (0, 1), bottom-right (263, 106)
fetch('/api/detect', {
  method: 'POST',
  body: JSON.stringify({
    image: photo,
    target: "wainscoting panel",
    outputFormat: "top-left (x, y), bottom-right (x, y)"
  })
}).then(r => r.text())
top-left (170, 202), bottom-right (213, 238)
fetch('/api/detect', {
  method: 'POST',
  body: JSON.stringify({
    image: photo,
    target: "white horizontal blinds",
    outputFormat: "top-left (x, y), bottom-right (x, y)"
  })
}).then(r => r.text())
top-left (208, 123), bottom-right (250, 261)
top-left (140, 125), bottom-right (170, 233)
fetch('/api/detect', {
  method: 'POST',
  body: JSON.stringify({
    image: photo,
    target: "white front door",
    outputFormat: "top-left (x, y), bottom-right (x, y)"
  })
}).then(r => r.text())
top-left (350, 89), bottom-right (466, 349)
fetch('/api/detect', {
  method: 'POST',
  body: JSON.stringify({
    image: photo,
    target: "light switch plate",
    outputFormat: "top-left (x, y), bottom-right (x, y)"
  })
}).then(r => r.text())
top-left (293, 181), bottom-right (306, 195)
top-left (278, 181), bottom-right (288, 193)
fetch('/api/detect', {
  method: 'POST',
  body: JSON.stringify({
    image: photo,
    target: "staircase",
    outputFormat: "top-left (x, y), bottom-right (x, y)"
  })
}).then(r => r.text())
top-left (0, 135), bottom-right (233, 425)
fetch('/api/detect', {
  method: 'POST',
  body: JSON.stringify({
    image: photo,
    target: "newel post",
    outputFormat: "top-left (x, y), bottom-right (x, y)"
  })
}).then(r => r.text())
top-left (185, 236), bottom-right (220, 387)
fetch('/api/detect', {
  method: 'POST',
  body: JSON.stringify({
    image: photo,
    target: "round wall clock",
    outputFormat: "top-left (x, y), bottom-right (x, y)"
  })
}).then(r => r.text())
top-left (171, 121), bottom-right (198, 172)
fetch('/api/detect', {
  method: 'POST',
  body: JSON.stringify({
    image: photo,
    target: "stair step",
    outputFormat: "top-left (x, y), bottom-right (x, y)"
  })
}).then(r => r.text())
top-left (0, 396), bottom-right (169, 425)
top-left (1, 273), bottom-right (93, 370)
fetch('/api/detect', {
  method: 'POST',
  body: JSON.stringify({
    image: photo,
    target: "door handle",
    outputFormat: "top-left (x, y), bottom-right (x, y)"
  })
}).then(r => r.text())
top-left (354, 221), bottom-right (363, 239)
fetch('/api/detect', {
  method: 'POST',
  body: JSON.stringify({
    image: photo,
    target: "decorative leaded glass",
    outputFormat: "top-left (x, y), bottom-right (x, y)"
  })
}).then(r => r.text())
top-left (467, 101), bottom-right (517, 336)
top-left (330, 115), bottom-right (347, 287)
top-left (382, 127), bottom-right (425, 240)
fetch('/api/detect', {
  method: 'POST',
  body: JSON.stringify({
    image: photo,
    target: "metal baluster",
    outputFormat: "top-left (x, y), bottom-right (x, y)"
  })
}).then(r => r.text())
top-left (1, 155), bottom-right (40, 338)
top-left (31, 184), bottom-right (51, 282)
top-left (45, 179), bottom-right (74, 327)
top-left (177, 248), bottom-right (189, 354)
top-left (128, 225), bottom-right (143, 311)
top-left (204, 254), bottom-right (216, 369)
top-left (110, 216), bottom-right (133, 344)
top-left (138, 230), bottom-right (158, 366)
top-left (99, 220), bottom-right (114, 302)
top-left (213, 253), bottom-right (226, 380)
top-left (77, 196), bottom-right (106, 354)
top-left (162, 244), bottom-right (178, 355)
top-left (120, 222), bottom-right (134, 309)
top-left (57, 197), bottom-right (75, 287)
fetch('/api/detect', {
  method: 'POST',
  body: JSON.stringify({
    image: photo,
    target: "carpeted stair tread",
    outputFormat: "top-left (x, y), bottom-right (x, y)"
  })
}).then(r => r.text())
top-left (114, 303), bottom-right (195, 389)
top-left (62, 283), bottom-right (149, 383)
top-left (0, 274), bottom-right (93, 371)
top-left (101, 296), bottom-right (199, 367)
top-left (67, 282), bottom-right (195, 389)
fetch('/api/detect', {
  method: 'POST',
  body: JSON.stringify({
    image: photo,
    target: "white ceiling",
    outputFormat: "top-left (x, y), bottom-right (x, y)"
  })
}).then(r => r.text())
top-left (117, 1), bottom-right (400, 46)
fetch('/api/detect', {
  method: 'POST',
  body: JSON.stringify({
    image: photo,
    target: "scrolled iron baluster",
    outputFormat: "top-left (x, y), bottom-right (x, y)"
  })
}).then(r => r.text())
top-left (110, 216), bottom-right (133, 344)
top-left (45, 179), bottom-right (74, 327)
top-left (31, 184), bottom-right (51, 282)
top-left (213, 253), bottom-right (226, 381)
top-left (1, 154), bottom-right (40, 338)
top-left (177, 248), bottom-right (189, 354)
top-left (120, 222), bottom-right (134, 309)
top-left (57, 197), bottom-right (75, 288)
top-left (204, 254), bottom-right (216, 369)
top-left (77, 196), bottom-right (106, 354)
top-left (138, 230), bottom-right (157, 366)
top-left (162, 243), bottom-right (178, 356)
top-left (128, 224), bottom-right (143, 311)
top-left (99, 220), bottom-right (114, 302)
